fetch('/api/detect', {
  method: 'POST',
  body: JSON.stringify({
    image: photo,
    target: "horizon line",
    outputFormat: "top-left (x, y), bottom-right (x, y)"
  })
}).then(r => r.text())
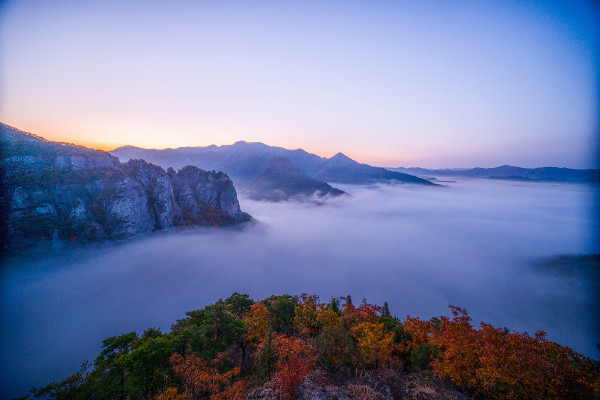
top-left (2, 121), bottom-right (596, 171)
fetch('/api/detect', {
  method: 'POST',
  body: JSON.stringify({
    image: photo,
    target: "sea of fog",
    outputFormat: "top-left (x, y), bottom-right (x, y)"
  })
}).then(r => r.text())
top-left (1, 178), bottom-right (598, 398)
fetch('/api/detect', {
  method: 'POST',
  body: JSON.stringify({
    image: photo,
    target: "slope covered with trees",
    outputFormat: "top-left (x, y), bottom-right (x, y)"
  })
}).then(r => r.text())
top-left (24, 293), bottom-right (599, 400)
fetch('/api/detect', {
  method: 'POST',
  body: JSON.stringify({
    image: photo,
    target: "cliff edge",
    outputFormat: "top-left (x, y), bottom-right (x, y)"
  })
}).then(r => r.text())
top-left (1, 123), bottom-right (250, 255)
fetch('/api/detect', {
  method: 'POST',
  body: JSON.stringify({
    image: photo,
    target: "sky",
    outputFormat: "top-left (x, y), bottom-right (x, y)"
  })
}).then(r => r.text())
top-left (0, 0), bottom-right (598, 168)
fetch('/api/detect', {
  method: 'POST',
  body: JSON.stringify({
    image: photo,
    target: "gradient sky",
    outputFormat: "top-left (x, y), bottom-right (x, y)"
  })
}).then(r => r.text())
top-left (1, 0), bottom-right (598, 168)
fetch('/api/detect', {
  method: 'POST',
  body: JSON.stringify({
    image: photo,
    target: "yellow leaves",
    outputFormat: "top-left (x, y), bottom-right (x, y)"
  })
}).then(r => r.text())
top-left (351, 322), bottom-right (395, 369)
top-left (316, 307), bottom-right (342, 327)
top-left (157, 387), bottom-right (190, 400)
top-left (293, 294), bottom-right (324, 337)
top-left (244, 302), bottom-right (271, 343)
top-left (293, 295), bottom-right (399, 371)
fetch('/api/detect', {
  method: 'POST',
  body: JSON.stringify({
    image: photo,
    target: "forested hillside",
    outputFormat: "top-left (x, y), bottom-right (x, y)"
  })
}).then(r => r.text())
top-left (27, 293), bottom-right (600, 400)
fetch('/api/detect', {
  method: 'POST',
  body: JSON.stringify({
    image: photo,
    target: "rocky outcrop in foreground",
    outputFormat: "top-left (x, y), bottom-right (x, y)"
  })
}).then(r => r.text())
top-left (248, 370), bottom-right (474, 400)
top-left (1, 123), bottom-right (250, 254)
top-left (246, 369), bottom-right (473, 400)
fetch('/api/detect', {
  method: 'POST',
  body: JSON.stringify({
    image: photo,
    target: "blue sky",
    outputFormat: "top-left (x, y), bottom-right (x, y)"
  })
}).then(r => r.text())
top-left (1, 0), bottom-right (597, 168)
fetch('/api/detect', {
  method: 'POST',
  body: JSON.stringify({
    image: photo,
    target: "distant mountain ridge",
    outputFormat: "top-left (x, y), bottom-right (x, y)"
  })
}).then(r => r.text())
top-left (1, 123), bottom-right (250, 255)
top-left (111, 142), bottom-right (434, 200)
top-left (390, 165), bottom-right (599, 183)
top-left (313, 152), bottom-right (433, 184)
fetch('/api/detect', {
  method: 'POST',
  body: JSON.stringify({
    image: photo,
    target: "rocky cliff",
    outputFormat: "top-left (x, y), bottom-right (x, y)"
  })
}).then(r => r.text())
top-left (1, 123), bottom-right (250, 255)
top-left (111, 141), bottom-right (436, 201)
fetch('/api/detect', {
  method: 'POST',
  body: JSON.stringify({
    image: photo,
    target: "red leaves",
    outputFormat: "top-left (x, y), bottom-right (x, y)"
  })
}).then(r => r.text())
top-left (272, 334), bottom-right (316, 400)
top-left (175, 298), bottom-right (599, 400)
top-left (245, 298), bottom-right (317, 399)
top-left (408, 306), bottom-right (599, 400)
top-left (341, 298), bottom-right (381, 328)
top-left (169, 353), bottom-right (240, 400)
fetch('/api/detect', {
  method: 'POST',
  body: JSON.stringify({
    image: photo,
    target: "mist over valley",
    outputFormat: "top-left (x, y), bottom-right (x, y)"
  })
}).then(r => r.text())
top-left (2, 177), bottom-right (597, 398)
top-left (1, 0), bottom-right (598, 395)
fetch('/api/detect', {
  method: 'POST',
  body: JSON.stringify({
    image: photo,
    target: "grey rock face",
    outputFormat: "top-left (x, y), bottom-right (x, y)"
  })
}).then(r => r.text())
top-left (171, 166), bottom-right (243, 220)
top-left (5, 155), bottom-right (40, 164)
top-left (120, 159), bottom-right (183, 230)
top-left (69, 200), bottom-right (88, 221)
top-left (1, 124), bottom-right (249, 254)
top-left (11, 187), bottom-right (30, 213)
top-left (54, 155), bottom-right (119, 169)
top-left (105, 174), bottom-right (154, 238)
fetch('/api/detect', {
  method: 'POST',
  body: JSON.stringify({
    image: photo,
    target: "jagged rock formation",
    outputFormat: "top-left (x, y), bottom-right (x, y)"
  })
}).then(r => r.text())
top-left (110, 141), bottom-right (435, 201)
top-left (111, 142), bottom-right (348, 201)
top-left (1, 123), bottom-right (250, 254)
top-left (168, 165), bottom-right (244, 221)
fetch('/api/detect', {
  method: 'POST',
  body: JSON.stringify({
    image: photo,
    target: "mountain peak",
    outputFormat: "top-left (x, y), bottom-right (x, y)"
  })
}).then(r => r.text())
top-left (232, 140), bottom-right (267, 147)
top-left (112, 145), bottom-right (142, 151)
top-left (330, 152), bottom-right (353, 161)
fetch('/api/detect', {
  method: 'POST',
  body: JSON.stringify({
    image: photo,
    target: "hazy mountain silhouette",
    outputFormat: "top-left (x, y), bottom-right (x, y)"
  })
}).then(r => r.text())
top-left (313, 152), bottom-right (435, 184)
top-left (111, 142), bottom-right (434, 200)
top-left (391, 165), bottom-right (600, 183)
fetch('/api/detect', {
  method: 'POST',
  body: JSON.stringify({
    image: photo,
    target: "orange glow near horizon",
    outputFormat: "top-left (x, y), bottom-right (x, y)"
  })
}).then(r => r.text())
top-left (4, 115), bottom-right (593, 169)
top-left (5, 119), bottom-right (397, 163)
top-left (1, 0), bottom-right (597, 170)
top-left (10, 121), bottom-right (412, 166)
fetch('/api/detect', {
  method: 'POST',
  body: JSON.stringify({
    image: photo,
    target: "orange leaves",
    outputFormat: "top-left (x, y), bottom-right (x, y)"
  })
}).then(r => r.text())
top-left (293, 294), bottom-right (325, 337)
top-left (403, 316), bottom-right (433, 351)
top-left (294, 295), bottom-right (399, 372)
top-left (351, 322), bottom-right (396, 369)
top-left (169, 353), bottom-right (241, 400)
top-left (341, 298), bottom-right (381, 328)
top-left (209, 380), bottom-right (247, 400)
top-left (246, 297), bottom-right (317, 395)
top-left (34, 292), bottom-right (600, 400)
top-left (244, 302), bottom-right (271, 343)
top-left (177, 296), bottom-right (599, 400)
top-left (353, 301), bottom-right (382, 324)
top-left (427, 312), bottom-right (481, 390)
top-left (272, 334), bottom-right (316, 365)
top-left (405, 305), bottom-right (600, 400)
top-left (158, 387), bottom-right (190, 400)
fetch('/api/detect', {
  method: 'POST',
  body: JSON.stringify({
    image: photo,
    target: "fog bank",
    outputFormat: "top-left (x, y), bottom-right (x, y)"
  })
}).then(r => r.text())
top-left (1, 179), bottom-right (598, 398)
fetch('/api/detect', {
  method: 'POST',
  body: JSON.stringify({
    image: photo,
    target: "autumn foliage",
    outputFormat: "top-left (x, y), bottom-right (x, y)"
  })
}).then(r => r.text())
top-left (168, 353), bottom-right (242, 400)
top-left (419, 306), bottom-right (599, 399)
top-left (31, 293), bottom-right (600, 400)
top-left (271, 334), bottom-right (316, 400)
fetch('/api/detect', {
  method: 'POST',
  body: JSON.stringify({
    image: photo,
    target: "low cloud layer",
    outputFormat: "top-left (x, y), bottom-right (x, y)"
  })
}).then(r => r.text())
top-left (1, 179), bottom-right (598, 398)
